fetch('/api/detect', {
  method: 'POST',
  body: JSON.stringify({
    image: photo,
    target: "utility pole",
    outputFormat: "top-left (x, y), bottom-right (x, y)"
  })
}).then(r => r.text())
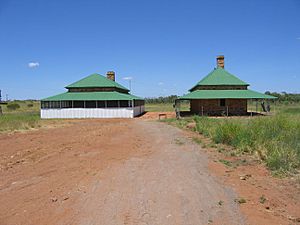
top-left (5, 94), bottom-right (8, 102)
top-left (123, 77), bottom-right (133, 92)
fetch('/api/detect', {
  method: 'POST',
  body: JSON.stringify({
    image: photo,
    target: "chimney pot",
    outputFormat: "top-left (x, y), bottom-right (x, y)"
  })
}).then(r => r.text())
top-left (216, 55), bottom-right (225, 68)
top-left (106, 71), bottom-right (115, 81)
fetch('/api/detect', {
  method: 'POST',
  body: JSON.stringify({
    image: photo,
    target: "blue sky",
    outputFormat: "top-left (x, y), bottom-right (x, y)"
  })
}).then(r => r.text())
top-left (0, 0), bottom-right (299, 100)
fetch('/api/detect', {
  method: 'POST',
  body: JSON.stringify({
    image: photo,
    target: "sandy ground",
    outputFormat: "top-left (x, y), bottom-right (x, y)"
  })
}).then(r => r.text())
top-left (0, 117), bottom-right (299, 225)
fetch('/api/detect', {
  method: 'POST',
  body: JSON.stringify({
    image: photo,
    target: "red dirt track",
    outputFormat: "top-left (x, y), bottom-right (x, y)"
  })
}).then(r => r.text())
top-left (0, 118), bottom-right (299, 225)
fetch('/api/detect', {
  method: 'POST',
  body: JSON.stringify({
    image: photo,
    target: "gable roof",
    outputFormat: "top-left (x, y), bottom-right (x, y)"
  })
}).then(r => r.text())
top-left (189, 67), bottom-right (248, 91)
top-left (65, 73), bottom-right (129, 91)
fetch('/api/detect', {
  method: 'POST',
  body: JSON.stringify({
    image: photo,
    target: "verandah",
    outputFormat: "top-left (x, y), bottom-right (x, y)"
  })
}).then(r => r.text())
top-left (41, 100), bottom-right (144, 109)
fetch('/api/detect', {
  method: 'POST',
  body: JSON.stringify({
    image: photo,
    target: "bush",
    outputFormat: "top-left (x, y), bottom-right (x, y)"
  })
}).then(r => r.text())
top-left (27, 103), bottom-right (34, 107)
top-left (7, 103), bottom-right (20, 110)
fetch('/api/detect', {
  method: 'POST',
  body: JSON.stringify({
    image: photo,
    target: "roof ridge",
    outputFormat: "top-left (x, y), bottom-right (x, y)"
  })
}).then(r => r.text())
top-left (65, 73), bottom-right (129, 91)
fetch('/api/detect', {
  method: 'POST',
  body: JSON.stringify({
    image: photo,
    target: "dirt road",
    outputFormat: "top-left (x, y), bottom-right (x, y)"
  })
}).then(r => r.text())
top-left (1, 119), bottom-right (245, 225)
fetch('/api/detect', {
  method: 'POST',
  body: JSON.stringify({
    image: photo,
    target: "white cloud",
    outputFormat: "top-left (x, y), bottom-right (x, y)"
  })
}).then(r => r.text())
top-left (123, 76), bottom-right (133, 80)
top-left (28, 62), bottom-right (39, 68)
top-left (158, 82), bottom-right (164, 86)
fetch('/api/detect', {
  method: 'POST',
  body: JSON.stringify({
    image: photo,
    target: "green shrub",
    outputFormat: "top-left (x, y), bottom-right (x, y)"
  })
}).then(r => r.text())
top-left (7, 103), bottom-right (20, 110)
top-left (27, 103), bottom-right (34, 107)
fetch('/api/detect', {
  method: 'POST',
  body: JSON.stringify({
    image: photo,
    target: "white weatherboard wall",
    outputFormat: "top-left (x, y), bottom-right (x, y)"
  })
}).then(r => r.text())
top-left (41, 108), bottom-right (136, 119)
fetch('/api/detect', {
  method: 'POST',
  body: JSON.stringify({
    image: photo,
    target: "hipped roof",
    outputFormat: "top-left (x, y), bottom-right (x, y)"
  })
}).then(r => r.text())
top-left (190, 67), bottom-right (248, 91)
top-left (179, 89), bottom-right (277, 100)
top-left (66, 73), bottom-right (129, 91)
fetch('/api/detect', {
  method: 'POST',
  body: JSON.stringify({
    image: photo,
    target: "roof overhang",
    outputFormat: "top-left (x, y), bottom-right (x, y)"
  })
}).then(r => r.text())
top-left (179, 89), bottom-right (277, 100)
top-left (41, 91), bottom-right (143, 101)
top-left (189, 84), bottom-right (250, 92)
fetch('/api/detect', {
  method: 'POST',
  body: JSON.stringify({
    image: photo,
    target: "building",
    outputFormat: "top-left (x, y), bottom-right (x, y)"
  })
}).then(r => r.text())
top-left (178, 56), bottom-right (276, 116)
top-left (41, 71), bottom-right (145, 118)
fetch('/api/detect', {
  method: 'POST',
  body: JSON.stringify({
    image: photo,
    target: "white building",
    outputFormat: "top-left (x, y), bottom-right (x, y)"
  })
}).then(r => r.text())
top-left (41, 71), bottom-right (145, 119)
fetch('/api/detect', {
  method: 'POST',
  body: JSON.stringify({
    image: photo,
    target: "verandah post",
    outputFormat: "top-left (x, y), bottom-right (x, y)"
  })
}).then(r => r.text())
top-left (256, 99), bottom-right (258, 113)
top-left (251, 99), bottom-right (253, 117)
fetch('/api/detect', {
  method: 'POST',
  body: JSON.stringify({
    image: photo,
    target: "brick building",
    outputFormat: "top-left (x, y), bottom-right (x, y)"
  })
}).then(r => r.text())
top-left (179, 56), bottom-right (276, 116)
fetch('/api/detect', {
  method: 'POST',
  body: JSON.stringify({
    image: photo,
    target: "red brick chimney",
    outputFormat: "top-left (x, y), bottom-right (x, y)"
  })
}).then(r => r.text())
top-left (216, 55), bottom-right (224, 68)
top-left (106, 71), bottom-right (115, 81)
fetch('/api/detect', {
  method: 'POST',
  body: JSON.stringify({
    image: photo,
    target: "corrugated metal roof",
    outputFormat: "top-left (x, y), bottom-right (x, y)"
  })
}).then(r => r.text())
top-left (179, 89), bottom-right (277, 100)
top-left (189, 68), bottom-right (248, 91)
top-left (65, 73), bottom-right (129, 91)
top-left (42, 91), bottom-right (143, 101)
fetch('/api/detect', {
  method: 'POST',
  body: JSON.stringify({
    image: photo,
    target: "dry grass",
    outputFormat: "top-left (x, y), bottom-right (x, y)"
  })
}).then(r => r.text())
top-left (162, 104), bottom-right (300, 175)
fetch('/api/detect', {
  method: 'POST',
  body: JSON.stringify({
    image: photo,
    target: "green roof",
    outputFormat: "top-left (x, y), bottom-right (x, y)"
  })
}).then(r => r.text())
top-left (42, 91), bottom-right (143, 101)
top-left (66, 73), bottom-right (129, 91)
top-left (179, 89), bottom-right (277, 100)
top-left (190, 67), bottom-right (248, 91)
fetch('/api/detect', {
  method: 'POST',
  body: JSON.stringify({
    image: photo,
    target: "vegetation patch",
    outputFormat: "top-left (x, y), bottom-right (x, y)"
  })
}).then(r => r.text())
top-left (0, 112), bottom-right (41, 132)
top-left (192, 137), bottom-right (203, 145)
top-left (0, 100), bottom-right (42, 132)
top-left (174, 138), bottom-right (185, 146)
top-left (259, 195), bottom-right (267, 204)
top-left (192, 113), bottom-right (300, 174)
top-left (282, 107), bottom-right (300, 114)
top-left (7, 103), bottom-right (20, 111)
top-left (219, 159), bottom-right (232, 167)
top-left (235, 198), bottom-right (247, 204)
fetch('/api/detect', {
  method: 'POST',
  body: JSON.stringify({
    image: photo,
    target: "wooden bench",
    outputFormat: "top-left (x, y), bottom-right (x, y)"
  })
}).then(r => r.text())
top-left (158, 113), bottom-right (167, 120)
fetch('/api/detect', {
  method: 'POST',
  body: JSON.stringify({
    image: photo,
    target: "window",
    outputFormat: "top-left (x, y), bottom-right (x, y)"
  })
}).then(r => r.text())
top-left (85, 101), bottom-right (96, 108)
top-left (61, 101), bottom-right (72, 108)
top-left (73, 101), bottom-right (84, 108)
top-left (134, 100), bottom-right (144, 107)
top-left (107, 100), bottom-right (118, 108)
top-left (41, 101), bottom-right (48, 109)
top-left (97, 101), bottom-right (105, 108)
top-left (51, 101), bottom-right (60, 108)
top-left (220, 99), bottom-right (226, 107)
top-left (120, 100), bottom-right (129, 107)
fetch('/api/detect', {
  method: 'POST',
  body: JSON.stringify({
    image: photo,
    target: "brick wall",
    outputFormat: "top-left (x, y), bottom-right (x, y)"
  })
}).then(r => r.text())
top-left (190, 99), bottom-right (247, 116)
